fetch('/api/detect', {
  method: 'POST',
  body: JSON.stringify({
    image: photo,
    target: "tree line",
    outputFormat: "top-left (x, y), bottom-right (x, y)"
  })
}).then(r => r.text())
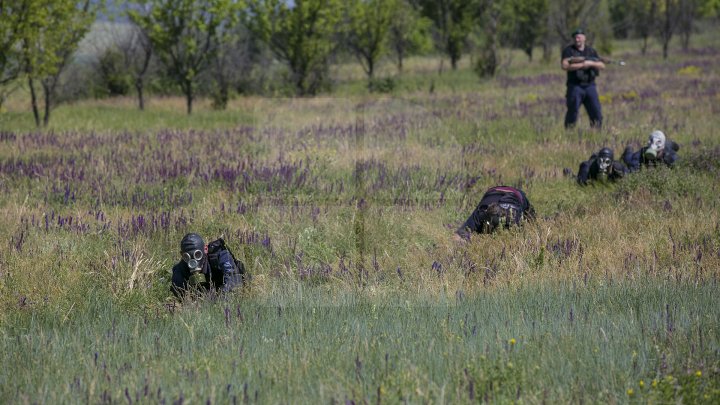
top-left (1, 0), bottom-right (718, 126)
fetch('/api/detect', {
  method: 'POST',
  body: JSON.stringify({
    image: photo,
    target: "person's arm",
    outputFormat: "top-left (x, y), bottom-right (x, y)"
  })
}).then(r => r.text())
top-left (585, 59), bottom-right (605, 71)
top-left (623, 146), bottom-right (640, 172)
top-left (457, 203), bottom-right (487, 237)
top-left (562, 57), bottom-right (588, 71)
top-left (663, 149), bottom-right (678, 167)
top-left (171, 263), bottom-right (190, 299)
top-left (609, 161), bottom-right (628, 181)
top-left (577, 160), bottom-right (591, 185)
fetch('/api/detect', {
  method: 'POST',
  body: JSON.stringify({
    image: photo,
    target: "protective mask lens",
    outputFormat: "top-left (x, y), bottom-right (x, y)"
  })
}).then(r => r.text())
top-left (182, 249), bottom-right (204, 272)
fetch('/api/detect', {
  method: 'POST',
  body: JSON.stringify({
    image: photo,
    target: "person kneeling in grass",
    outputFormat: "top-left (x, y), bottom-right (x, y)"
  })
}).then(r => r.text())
top-left (454, 186), bottom-right (536, 242)
top-left (623, 130), bottom-right (680, 172)
top-left (171, 233), bottom-right (247, 299)
top-left (576, 147), bottom-right (628, 185)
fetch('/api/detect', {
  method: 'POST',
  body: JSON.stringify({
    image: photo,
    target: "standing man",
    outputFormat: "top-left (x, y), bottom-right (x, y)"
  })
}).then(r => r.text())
top-left (561, 29), bottom-right (605, 129)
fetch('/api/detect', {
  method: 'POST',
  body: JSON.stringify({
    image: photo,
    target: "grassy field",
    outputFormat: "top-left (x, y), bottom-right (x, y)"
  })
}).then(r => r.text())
top-left (1, 30), bottom-right (719, 403)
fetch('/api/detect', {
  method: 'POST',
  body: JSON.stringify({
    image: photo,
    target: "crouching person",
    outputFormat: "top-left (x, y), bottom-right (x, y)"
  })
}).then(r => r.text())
top-left (455, 186), bottom-right (535, 241)
top-left (577, 147), bottom-right (628, 185)
top-left (171, 233), bottom-right (247, 299)
top-left (623, 130), bottom-right (680, 172)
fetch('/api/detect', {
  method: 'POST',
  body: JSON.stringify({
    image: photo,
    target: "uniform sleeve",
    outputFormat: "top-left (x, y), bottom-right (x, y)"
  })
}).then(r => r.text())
top-left (561, 46), bottom-right (573, 60)
top-left (609, 161), bottom-right (627, 181)
top-left (457, 203), bottom-right (487, 237)
top-left (623, 146), bottom-right (641, 172)
top-left (577, 160), bottom-right (591, 185)
top-left (171, 263), bottom-right (190, 299)
top-left (663, 148), bottom-right (678, 167)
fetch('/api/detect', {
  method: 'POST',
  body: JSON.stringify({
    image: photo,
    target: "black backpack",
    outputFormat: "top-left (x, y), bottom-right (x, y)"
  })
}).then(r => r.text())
top-left (207, 238), bottom-right (249, 291)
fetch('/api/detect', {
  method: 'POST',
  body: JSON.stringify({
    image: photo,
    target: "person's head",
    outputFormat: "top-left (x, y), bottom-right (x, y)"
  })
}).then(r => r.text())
top-left (597, 147), bottom-right (614, 174)
top-left (645, 130), bottom-right (666, 160)
top-left (482, 203), bottom-right (521, 234)
top-left (572, 28), bottom-right (586, 49)
top-left (180, 233), bottom-right (205, 274)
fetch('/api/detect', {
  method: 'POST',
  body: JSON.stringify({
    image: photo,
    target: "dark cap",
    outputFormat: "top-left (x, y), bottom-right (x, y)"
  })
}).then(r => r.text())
top-left (180, 233), bottom-right (205, 252)
top-left (598, 147), bottom-right (614, 160)
top-left (571, 28), bottom-right (585, 37)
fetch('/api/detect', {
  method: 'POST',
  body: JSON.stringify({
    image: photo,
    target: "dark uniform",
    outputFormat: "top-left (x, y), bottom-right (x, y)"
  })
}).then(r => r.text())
top-left (623, 142), bottom-right (679, 172)
top-left (562, 42), bottom-right (603, 128)
top-left (577, 147), bottom-right (628, 185)
top-left (457, 186), bottom-right (535, 239)
top-left (171, 233), bottom-right (246, 299)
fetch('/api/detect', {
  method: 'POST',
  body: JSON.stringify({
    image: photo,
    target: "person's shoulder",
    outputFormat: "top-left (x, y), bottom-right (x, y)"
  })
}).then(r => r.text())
top-left (561, 45), bottom-right (575, 57)
top-left (171, 261), bottom-right (185, 272)
top-left (586, 46), bottom-right (600, 56)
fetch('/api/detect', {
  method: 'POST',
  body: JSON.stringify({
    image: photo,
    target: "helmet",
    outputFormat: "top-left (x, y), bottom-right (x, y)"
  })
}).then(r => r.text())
top-left (180, 233), bottom-right (205, 273)
top-left (180, 233), bottom-right (204, 252)
top-left (597, 147), bottom-right (614, 160)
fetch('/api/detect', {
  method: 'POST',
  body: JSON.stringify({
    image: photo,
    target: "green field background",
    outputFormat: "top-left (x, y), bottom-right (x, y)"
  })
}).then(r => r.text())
top-left (1, 30), bottom-right (719, 403)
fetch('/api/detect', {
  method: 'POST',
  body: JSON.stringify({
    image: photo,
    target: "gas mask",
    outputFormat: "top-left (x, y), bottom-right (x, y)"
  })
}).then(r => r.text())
top-left (483, 203), bottom-right (520, 233)
top-left (645, 130), bottom-right (666, 160)
top-left (179, 233), bottom-right (206, 275)
top-left (182, 249), bottom-right (204, 274)
top-left (597, 156), bottom-right (612, 174)
top-left (596, 147), bottom-right (614, 177)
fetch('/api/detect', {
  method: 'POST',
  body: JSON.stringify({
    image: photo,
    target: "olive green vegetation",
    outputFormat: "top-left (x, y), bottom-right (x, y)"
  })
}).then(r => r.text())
top-left (2, 282), bottom-right (717, 403)
top-left (1, 31), bottom-right (720, 403)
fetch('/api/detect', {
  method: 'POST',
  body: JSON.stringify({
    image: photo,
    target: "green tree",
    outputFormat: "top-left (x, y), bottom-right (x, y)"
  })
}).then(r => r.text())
top-left (246, 0), bottom-right (342, 96)
top-left (500, 0), bottom-right (548, 61)
top-left (678, 0), bottom-right (700, 50)
top-left (627, 0), bottom-right (658, 54)
top-left (657, 0), bottom-right (680, 58)
top-left (19, 0), bottom-right (96, 127)
top-left (476, 0), bottom-right (500, 77)
top-left (0, 0), bottom-right (26, 86)
top-left (419, 0), bottom-right (482, 70)
top-left (123, 23), bottom-right (155, 111)
top-left (0, 1), bottom-right (31, 109)
top-left (608, 0), bottom-right (632, 39)
top-left (388, 0), bottom-right (433, 73)
top-left (208, 23), bottom-right (259, 109)
top-left (129, 0), bottom-right (241, 114)
top-left (343, 0), bottom-right (398, 81)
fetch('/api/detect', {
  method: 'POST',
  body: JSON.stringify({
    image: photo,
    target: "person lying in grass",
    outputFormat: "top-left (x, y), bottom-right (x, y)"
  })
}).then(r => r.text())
top-left (454, 186), bottom-right (536, 241)
top-left (623, 130), bottom-right (680, 172)
top-left (171, 233), bottom-right (247, 299)
top-left (576, 147), bottom-right (628, 185)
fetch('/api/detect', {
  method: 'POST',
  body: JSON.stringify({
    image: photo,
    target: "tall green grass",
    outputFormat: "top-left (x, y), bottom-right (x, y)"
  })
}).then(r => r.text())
top-left (2, 280), bottom-right (718, 403)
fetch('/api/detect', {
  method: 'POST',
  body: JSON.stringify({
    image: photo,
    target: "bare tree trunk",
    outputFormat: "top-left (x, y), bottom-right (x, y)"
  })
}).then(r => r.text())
top-left (28, 77), bottom-right (41, 128)
top-left (662, 0), bottom-right (673, 59)
top-left (42, 81), bottom-right (52, 127)
top-left (185, 85), bottom-right (193, 115)
top-left (136, 80), bottom-right (145, 110)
